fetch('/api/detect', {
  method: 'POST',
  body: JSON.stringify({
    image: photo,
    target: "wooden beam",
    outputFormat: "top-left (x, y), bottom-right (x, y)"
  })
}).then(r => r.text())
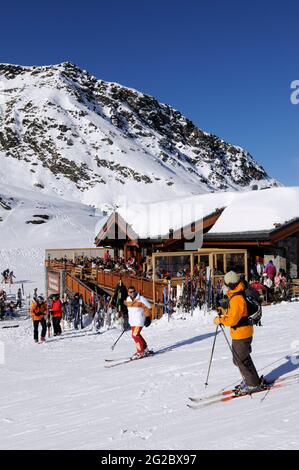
top-left (270, 222), bottom-right (299, 243)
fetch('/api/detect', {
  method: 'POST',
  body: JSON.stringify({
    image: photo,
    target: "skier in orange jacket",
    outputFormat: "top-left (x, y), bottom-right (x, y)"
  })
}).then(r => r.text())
top-left (214, 271), bottom-right (261, 392)
top-left (30, 296), bottom-right (47, 343)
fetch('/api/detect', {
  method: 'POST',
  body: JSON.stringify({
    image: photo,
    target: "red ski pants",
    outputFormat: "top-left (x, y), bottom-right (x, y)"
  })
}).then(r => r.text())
top-left (131, 326), bottom-right (147, 353)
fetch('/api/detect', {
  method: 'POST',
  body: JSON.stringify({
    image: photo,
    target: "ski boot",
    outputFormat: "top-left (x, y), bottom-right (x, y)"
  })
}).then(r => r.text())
top-left (131, 351), bottom-right (145, 360)
top-left (259, 375), bottom-right (272, 388)
top-left (144, 348), bottom-right (154, 357)
top-left (233, 380), bottom-right (247, 396)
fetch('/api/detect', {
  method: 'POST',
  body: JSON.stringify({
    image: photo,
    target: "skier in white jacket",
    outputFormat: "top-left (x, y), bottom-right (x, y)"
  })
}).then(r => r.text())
top-left (125, 285), bottom-right (152, 359)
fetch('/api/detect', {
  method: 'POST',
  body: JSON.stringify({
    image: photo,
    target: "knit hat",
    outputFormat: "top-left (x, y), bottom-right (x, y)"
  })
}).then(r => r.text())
top-left (224, 271), bottom-right (240, 285)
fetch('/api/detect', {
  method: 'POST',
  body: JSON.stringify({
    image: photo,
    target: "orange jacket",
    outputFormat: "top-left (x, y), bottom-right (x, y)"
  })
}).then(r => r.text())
top-left (30, 301), bottom-right (47, 321)
top-left (218, 283), bottom-right (253, 340)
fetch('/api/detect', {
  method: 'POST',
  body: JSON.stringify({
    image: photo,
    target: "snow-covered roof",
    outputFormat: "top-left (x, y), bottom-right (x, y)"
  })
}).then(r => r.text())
top-left (96, 191), bottom-right (234, 240)
top-left (96, 187), bottom-right (299, 241)
top-left (208, 187), bottom-right (299, 234)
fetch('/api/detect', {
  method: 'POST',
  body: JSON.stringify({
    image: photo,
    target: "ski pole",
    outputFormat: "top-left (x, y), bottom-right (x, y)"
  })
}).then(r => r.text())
top-left (219, 324), bottom-right (247, 385)
top-left (219, 324), bottom-right (234, 354)
top-left (111, 328), bottom-right (126, 350)
top-left (204, 324), bottom-right (219, 388)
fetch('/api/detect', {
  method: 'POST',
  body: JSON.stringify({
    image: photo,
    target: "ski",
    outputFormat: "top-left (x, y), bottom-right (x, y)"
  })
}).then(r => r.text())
top-left (104, 350), bottom-right (155, 368)
top-left (105, 356), bottom-right (131, 363)
top-left (187, 383), bottom-right (282, 409)
top-left (188, 379), bottom-right (299, 409)
top-left (189, 388), bottom-right (235, 403)
top-left (1, 324), bottom-right (20, 329)
top-left (187, 374), bottom-right (299, 409)
top-left (188, 372), bottom-right (299, 404)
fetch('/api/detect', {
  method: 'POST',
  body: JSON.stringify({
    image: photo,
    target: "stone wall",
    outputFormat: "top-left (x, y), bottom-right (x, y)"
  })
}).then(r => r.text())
top-left (276, 236), bottom-right (298, 278)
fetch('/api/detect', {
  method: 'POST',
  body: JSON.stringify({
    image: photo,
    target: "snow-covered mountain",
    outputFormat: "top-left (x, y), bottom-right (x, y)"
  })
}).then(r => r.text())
top-left (0, 182), bottom-right (101, 249)
top-left (0, 62), bottom-right (278, 209)
top-left (0, 180), bottom-right (103, 285)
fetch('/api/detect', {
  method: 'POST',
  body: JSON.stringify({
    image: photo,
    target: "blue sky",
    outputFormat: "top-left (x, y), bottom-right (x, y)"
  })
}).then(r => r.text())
top-left (1, 0), bottom-right (298, 185)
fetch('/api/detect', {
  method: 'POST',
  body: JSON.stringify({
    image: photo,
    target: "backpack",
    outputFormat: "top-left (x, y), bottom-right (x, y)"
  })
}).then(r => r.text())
top-left (230, 286), bottom-right (262, 328)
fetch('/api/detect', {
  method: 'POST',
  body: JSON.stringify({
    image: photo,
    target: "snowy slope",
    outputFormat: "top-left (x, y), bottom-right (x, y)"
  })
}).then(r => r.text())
top-left (0, 182), bottom-right (100, 248)
top-left (0, 182), bottom-right (103, 293)
top-left (0, 62), bottom-right (278, 210)
top-left (0, 297), bottom-right (298, 450)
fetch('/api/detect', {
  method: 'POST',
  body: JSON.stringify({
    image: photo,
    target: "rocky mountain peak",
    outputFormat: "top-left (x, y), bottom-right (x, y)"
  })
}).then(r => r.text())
top-left (0, 62), bottom-right (278, 208)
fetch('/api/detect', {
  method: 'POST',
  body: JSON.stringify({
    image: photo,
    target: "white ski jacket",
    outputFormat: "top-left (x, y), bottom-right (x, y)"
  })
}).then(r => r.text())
top-left (125, 293), bottom-right (152, 327)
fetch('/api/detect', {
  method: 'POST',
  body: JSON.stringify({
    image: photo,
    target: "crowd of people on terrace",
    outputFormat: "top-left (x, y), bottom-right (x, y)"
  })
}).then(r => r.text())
top-left (48, 250), bottom-right (149, 278)
top-left (47, 252), bottom-right (291, 296)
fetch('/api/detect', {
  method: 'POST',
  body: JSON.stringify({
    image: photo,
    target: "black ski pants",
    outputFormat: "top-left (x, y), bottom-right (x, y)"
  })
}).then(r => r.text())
top-left (33, 318), bottom-right (47, 342)
top-left (52, 316), bottom-right (62, 336)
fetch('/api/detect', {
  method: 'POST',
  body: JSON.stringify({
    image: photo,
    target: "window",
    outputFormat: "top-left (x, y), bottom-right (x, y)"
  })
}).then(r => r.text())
top-left (226, 253), bottom-right (245, 274)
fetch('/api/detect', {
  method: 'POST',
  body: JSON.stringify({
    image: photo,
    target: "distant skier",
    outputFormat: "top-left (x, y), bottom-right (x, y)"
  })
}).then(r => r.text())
top-left (78, 294), bottom-right (84, 329)
top-left (214, 271), bottom-right (262, 393)
top-left (49, 294), bottom-right (63, 336)
top-left (30, 295), bottom-right (47, 343)
top-left (72, 293), bottom-right (81, 330)
top-left (16, 288), bottom-right (22, 309)
top-left (62, 294), bottom-right (72, 326)
top-left (125, 285), bottom-right (152, 359)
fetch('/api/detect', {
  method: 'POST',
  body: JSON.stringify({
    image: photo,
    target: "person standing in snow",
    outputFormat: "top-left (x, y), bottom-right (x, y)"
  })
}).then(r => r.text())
top-left (214, 271), bottom-right (262, 393)
top-left (49, 294), bottom-right (63, 336)
top-left (71, 293), bottom-right (81, 329)
top-left (62, 294), bottom-right (71, 326)
top-left (125, 286), bottom-right (152, 359)
top-left (16, 288), bottom-right (22, 309)
top-left (0, 290), bottom-right (6, 319)
top-left (30, 296), bottom-right (47, 343)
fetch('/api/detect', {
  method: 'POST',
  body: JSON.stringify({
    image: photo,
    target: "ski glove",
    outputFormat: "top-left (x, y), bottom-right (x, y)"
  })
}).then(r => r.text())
top-left (144, 316), bottom-right (151, 327)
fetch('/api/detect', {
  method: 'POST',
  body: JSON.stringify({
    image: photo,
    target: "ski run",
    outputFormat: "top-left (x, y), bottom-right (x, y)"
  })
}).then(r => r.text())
top-left (0, 283), bottom-right (298, 450)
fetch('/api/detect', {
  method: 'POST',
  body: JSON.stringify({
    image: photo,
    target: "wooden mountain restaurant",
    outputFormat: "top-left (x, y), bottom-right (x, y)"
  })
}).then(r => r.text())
top-left (45, 188), bottom-right (299, 307)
